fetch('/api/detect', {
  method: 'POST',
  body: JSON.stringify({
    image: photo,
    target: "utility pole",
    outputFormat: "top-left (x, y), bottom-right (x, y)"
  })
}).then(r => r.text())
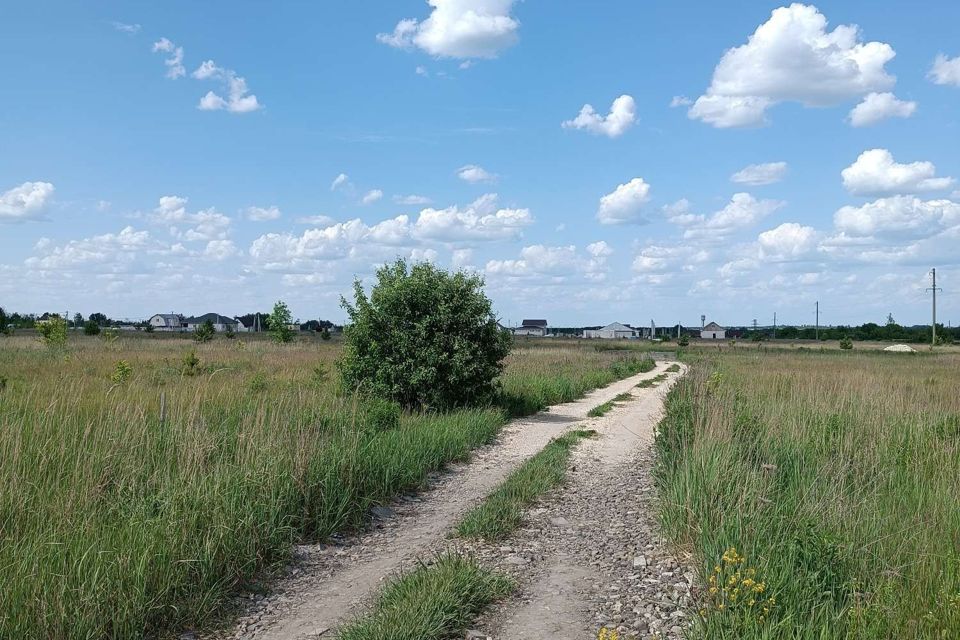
top-left (928, 268), bottom-right (942, 350)
top-left (773, 312), bottom-right (777, 340)
top-left (815, 301), bottom-right (820, 341)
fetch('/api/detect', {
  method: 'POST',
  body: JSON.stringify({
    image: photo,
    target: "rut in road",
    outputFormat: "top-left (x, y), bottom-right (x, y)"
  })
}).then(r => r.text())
top-left (214, 362), bottom-right (680, 640)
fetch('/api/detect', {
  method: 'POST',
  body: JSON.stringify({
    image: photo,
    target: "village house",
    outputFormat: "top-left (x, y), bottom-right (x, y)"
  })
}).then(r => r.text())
top-left (183, 313), bottom-right (244, 333)
top-left (700, 321), bottom-right (726, 340)
top-left (584, 322), bottom-right (638, 339)
top-left (513, 319), bottom-right (548, 337)
top-left (148, 313), bottom-right (185, 331)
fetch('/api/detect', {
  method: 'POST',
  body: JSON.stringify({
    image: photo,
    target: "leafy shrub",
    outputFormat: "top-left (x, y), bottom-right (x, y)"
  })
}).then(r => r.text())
top-left (101, 328), bottom-right (119, 344)
top-left (37, 316), bottom-right (68, 349)
top-left (248, 373), bottom-right (268, 392)
top-left (143, 323), bottom-right (154, 333)
top-left (181, 350), bottom-right (201, 376)
top-left (839, 337), bottom-right (853, 350)
top-left (338, 259), bottom-right (511, 410)
top-left (223, 325), bottom-right (235, 339)
top-left (268, 301), bottom-right (295, 344)
top-left (194, 320), bottom-right (215, 343)
top-left (110, 360), bottom-right (133, 384)
top-left (678, 335), bottom-right (690, 346)
top-left (83, 320), bottom-right (101, 336)
top-left (320, 327), bottom-right (331, 340)
top-left (364, 397), bottom-right (402, 432)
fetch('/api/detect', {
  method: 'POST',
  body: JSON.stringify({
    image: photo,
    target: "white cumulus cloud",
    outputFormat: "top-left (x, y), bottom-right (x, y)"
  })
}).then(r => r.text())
top-left (152, 38), bottom-right (185, 79)
top-left (457, 164), bottom-right (497, 184)
top-left (413, 194), bottom-right (532, 241)
top-left (192, 60), bottom-right (261, 113)
top-left (377, 0), bottom-right (520, 59)
top-left (0, 181), bottom-right (55, 222)
top-left (833, 196), bottom-right (960, 238)
top-left (731, 162), bottom-right (788, 186)
top-left (361, 189), bottom-right (384, 205)
top-left (394, 194), bottom-right (433, 205)
top-left (684, 193), bottom-right (784, 239)
top-left (929, 53), bottom-right (960, 86)
top-left (331, 173), bottom-right (351, 191)
top-left (689, 4), bottom-right (897, 127)
top-left (562, 95), bottom-right (637, 138)
top-left (244, 205), bottom-right (281, 221)
top-left (848, 92), bottom-right (916, 127)
top-left (758, 222), bottom-right (818, 259)
top-left (841, 149), bottom-right (954, 196)
top-left (597, 178), bottom-right (651, 225)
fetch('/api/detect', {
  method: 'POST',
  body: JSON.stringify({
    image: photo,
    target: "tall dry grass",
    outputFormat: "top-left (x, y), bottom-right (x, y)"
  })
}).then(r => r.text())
top-left (656, 349), bottom-right (960, 638)
top-left (0, 333), bottom-right (649, 638)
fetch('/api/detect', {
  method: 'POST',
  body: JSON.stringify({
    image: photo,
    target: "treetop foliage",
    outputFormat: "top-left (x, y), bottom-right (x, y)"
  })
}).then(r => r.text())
top-left (338, 259), bottom-right (511, 410)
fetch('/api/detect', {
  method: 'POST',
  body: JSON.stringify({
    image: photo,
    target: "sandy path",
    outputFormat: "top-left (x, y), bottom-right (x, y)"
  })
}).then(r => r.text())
top-left (217, 363), bottom-right (676, 640)
top-left (475, 363), bottom-right (692, 640)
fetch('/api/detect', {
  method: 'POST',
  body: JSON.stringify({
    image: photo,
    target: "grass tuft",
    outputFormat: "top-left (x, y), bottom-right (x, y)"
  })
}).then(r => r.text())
top-left (457, 429), bottom-right (596, 540)
top-left (337, 553), bottom-right (512, 640)
top-left (636, 373), bottom-right (669, 388)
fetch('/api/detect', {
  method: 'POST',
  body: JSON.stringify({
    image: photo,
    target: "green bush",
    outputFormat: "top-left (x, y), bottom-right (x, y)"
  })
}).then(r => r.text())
top-left (83, 320), bottom-right (101, 336)
top-left (194, 320), bottom-right (215, 343)
top-left (248, 373), bottom-right (268, 392)
top-left (181, 350), bottom-right (201, 376)
top-left (839, 337), bottom-right (853, 350)
top-left (110, 360), bottom-right (133, 384)
top-left (364, 397), bottom-right (402, 432)
top-left (268, 301), bottom-right (295, 344)
top-left (678, 334), bottom-right (690, 346)
top-left (338, 259), bottom-right (511, 410)
top-left (37, 316), bottom-right (68, 349)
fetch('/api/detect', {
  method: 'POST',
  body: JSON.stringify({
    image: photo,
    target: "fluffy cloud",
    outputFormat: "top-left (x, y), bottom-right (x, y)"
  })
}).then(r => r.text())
top-left (688, 4), bottom-right (896, 127)
top-left (331, 173), bottom-right (351, 191)
top-left (669, 96), bottom-right (692, 107)
top-left (758, 222), bottom-right (818, 259)
top-left (25, 226), bottom-right (151, 271)
top-left (730, 162), bottom-right (787, 186)
top-left (377, 0), bottom-right (520, 59)
top-left (457, 164), bottom-right (497, 184)
top-left (683, 193), bottom-right (784, 239)
top-left (562, 95), bottom-right (637, 138)
top-left (361, 189), bottom-right (384, 205)
top-left (848, 92), bottom-right (916, 127)
top-left (193, 60), bottom-right (262, 113)
top-left (929, 53), bottom-right (960, 86)
top-left (412, 194), bottom-right (532, 241)
top-left (249, 217), bottom-right (412, 269)
top-left (597, 178), bottom-right (651, 225)
top-left (204, 240), bottom-right (239, 261)
top-left (485, 244), bottom-right (588, 278)
top-left (394, 194), bottom-right (433, 205)
top-left (841, 149), bottom-right (954, 196)
top-left (245, 205), bottom-right (281, 221)
top-left (150, 196), bottom-right (232, 241)
top-left (833, 196), bottom-right (960, 238)
top-left (152, 38), bottom-right (185, 79)
top-left (0, 181), bottom-right (54, 222)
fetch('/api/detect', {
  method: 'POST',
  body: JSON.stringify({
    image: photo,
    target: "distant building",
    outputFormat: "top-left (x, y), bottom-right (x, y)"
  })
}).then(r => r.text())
top-left (584, 322), bottom-right (637, 339)
top-left (148, 313), bottom-right (185, 331)
top-left (182, 313), bottom-right (244, 333)
top-left (700, 321), bottom-right (726, 340)
top-left (513, 319), bottom-right (548, 337)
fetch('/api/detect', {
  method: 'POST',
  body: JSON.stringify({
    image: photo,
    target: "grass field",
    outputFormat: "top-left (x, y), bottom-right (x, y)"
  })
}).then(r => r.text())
top-left (656, 349), bottom-right (960, 638)
top-left (0, 333), bottom-right (653, 639)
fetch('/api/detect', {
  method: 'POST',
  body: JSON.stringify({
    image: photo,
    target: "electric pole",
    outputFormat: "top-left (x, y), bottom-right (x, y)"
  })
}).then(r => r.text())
top-left (773, 312), bottom-right (777, 340)
top-left (815, 301), bottom-right (819, 341)
top-left (928, 268), bottom-right (942, 350)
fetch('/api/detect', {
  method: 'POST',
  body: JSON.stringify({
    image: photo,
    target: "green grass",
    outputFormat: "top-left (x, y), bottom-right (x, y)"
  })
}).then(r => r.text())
top-left (337, 553), bottom-right (513, 640)
top-left (457, 429), bottom-right (596, 540)
top-left (655, 351), bottom-right (960, 639)
top-left (666, 363), bottom-right (681, 373)
top-left (636, 373), bottom-right (669, 388)
top-left (0, 335), bottom-right (650, 639)
top-left (587, 400), bottom-right (615, 417)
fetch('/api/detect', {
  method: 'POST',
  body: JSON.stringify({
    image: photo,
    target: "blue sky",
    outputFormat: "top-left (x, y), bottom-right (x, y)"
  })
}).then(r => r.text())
top-left (2, 1), bottom-right (959, 327)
